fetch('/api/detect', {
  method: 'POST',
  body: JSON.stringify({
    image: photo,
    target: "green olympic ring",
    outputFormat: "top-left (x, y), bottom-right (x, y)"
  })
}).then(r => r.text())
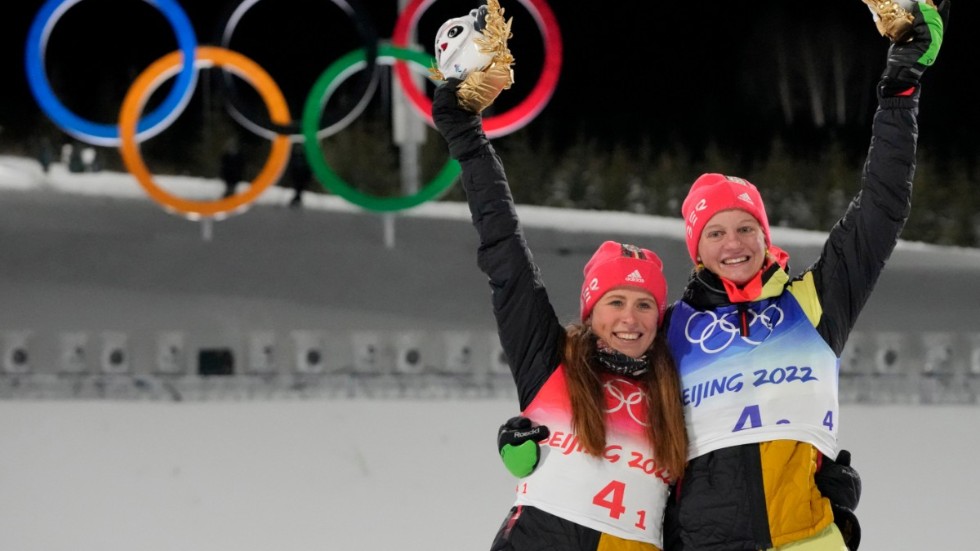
top-left (302, 43), bottom-right (460, 212)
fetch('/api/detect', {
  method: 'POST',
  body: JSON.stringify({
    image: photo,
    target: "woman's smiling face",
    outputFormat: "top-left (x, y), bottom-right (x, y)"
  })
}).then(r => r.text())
top-left (697, 209), bottom-right (767, 286)
top-left (588, 287), bottom-right (659, 359)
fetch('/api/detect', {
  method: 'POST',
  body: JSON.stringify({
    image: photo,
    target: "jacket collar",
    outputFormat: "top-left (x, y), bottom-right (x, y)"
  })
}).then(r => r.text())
top-left (683, 245), bottom-right (791, 308)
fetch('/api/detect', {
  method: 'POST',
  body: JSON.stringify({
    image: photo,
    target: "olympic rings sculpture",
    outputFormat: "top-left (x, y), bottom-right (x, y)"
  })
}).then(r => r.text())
top-left (219, 0), bottom-right (380, 142)
top-left (25, 0), bottom-right (562, 218)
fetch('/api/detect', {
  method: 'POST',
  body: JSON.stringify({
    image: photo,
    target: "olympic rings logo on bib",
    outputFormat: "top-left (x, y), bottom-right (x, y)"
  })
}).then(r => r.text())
top-left (25, 0), bottom-right (562, 218)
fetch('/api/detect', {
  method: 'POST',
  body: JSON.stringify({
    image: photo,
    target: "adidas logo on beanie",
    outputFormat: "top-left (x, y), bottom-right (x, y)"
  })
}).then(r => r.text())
top-left (580, 241), bottom-right (668, 323)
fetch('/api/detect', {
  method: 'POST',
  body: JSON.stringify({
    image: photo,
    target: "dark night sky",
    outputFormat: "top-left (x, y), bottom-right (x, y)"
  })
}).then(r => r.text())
top-left (1, 0), bottom-right (976, 162)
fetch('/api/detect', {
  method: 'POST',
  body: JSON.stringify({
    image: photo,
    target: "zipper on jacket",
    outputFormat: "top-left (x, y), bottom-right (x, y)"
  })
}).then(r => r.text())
top-left (737, 303), bottom-right (750, 337)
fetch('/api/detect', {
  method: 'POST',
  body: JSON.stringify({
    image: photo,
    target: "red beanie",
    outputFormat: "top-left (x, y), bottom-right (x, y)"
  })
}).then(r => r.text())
top-left (681, 173), bottom-right (771, 264)
top-left (580, 241), bottom-right (668, 323)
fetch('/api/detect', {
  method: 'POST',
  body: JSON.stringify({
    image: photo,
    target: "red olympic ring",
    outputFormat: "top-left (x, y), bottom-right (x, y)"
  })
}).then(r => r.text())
top-left (391, 0), bottom-right (562, 138)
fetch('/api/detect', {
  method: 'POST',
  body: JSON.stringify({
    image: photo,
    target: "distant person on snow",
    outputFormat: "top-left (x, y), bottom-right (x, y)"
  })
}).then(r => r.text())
top-left (36, 137), bottom-right (53, 174)
top-left (287, 144), bottom-right (312, 209)
top-left (220, 140), bottom-right (245, 199)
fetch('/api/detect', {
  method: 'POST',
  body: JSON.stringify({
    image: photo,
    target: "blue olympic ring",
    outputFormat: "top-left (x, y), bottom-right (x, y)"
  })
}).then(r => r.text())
top-left (25, 0), bottom-right (199, 147)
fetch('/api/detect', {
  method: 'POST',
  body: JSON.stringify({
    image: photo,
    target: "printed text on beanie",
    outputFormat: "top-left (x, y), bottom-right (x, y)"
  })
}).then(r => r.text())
top-left (580, 241), bottom-right (668, 323)
top-left (681, 173), bottom-right (771, 264)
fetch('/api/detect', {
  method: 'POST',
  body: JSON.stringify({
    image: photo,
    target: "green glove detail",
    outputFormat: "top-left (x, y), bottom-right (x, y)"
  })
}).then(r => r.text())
top-left (497, 416), bottom-right (550, 478)
top-left (879, 0), bottom-right (950, 96)
top-left (501, 440), bottom-right (543, 478)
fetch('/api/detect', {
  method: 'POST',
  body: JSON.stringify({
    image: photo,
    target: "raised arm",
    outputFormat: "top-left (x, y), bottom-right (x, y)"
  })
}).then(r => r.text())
top-left (812, 0), bottom-right (949, 355)
top-left (432, 79), bottom-right (564, 410)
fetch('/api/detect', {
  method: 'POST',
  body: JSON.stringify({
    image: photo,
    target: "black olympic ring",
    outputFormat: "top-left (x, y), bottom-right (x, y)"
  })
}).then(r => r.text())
top-left (217, 0), bottom-right (380, 140)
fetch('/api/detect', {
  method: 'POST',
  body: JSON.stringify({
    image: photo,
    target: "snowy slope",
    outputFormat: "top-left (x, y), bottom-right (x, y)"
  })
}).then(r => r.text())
top-left (2, 155), bottom-right (979, 550)
top-left (1, 400), bottom-right (978, 551)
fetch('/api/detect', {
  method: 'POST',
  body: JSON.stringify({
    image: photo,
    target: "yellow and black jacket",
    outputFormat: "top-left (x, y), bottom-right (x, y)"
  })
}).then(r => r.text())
top-left (661, 89), bottom-right (920, 550)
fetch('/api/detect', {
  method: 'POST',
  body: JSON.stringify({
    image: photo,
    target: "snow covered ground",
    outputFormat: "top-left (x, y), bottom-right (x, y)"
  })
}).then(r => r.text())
top-left (1, 400), bottom-right (979, 551)
top-left (1, 156), bottom-right (979, 550)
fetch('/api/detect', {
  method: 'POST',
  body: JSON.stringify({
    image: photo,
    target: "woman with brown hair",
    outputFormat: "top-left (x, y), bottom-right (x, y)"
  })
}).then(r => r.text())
top-left (433, 78), bottom-right (687, 550)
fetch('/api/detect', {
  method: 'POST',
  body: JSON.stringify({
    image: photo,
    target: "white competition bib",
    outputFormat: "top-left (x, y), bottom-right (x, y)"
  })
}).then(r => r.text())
top-left (667, 295), bottom-right (840, 459)
top-left (516, 370), bottom-right (671, 546)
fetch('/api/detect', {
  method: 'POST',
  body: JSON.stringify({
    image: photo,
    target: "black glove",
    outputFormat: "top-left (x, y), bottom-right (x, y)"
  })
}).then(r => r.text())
top-left (432, 78), bottom-right (490, 161)
top-left (497, 416), bottom-right (550, 478)
top-left (815, 449), bottom-right (862, 551)
top-left (879, 0), bottom-right (949, 97)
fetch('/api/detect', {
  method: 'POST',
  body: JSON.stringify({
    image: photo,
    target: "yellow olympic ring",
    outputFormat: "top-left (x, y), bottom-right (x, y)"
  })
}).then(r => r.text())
top-left (119, 46), bottom-right (291, 219)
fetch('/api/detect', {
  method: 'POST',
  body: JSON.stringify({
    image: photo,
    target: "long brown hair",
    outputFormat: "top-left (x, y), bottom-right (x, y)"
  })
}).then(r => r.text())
top-left (562, 324), bottom-right (688, 481)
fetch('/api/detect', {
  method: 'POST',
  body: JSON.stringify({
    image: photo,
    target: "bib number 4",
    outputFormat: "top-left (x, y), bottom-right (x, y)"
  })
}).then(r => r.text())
top-left (592, 480), bottom-right (648, 530)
